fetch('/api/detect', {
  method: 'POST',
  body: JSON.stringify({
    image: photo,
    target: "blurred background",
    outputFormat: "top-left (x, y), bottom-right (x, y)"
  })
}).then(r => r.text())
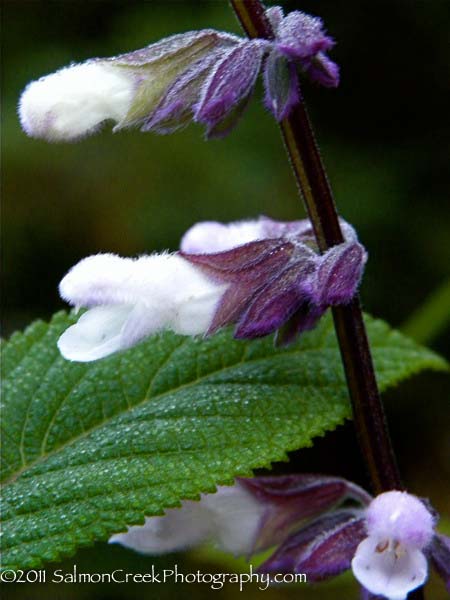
top-left (2, 0), bottom-right (449, 598)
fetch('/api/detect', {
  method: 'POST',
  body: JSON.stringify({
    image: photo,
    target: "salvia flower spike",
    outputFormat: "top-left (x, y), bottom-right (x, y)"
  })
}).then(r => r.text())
top-left (57, 216), bottom-right (366, 362)
top-left (19, 6), bottom-right (339, 142)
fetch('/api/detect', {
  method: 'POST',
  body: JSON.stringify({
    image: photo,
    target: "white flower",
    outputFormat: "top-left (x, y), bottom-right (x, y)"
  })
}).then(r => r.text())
top-left (109, 484), bottom-right (264, 556)
top-left (58, 253), bottom-right (226, 362)
top-left (351, 491), bottom-right (435, 600)
top-left (18, 30), bottom-right (246, 142)
top-left (19, 62), bottom-right (135, 142)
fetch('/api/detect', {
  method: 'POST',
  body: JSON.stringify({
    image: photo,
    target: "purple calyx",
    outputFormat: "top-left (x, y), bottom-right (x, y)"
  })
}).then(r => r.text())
top-left (181, 217), bottom-right (367, 344)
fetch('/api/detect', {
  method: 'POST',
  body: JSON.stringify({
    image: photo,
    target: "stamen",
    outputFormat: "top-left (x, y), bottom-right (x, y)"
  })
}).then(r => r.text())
top-left (375, 539), bottom-right (389, 553)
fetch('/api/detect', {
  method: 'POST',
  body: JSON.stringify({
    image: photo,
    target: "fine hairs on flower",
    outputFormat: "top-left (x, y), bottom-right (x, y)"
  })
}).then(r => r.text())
top-left (18, 6), bottom-right (339, 143)
top-left (57, 217), bottom-right (367, 362)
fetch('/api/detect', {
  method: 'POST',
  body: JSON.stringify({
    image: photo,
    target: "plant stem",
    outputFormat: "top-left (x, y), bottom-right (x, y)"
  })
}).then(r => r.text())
top-left (229, 0), bottom-right (402, 495)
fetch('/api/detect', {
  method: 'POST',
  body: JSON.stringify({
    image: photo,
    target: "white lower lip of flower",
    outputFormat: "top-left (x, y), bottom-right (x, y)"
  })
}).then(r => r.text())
top-left (19, 62), bottom-right (134, 142)
top-left (351, 537), bottom-right (428, 600)
top-left (57, 304), bottom-right (134, 362)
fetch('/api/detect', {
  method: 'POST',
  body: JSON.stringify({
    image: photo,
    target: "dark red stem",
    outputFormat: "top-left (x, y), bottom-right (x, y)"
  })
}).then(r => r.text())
top-left (229, 0), bottom-right (402, 495)
top-left (229, 7), bottom-right (427, 598)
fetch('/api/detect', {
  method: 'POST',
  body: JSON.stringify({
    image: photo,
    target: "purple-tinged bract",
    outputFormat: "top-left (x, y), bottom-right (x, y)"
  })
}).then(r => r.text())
top-left (313, 241), bottom-right (367, 306)
top-left (263, 50), bottom-right (300, 121)
top-left (239, 474), bottom-right (370, 554)
top-left (276, 11), bottom-right (334, 61)
top-left (260, 511), bottom-right (366, 579)
top-left (195, 40), bottom-right (267, 137)
top-left (182, 216), bottom-right (367, 344)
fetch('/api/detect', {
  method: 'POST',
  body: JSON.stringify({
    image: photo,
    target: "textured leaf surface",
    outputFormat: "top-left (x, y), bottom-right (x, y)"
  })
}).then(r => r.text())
top-left (0, 312), bottom-right (446, 569)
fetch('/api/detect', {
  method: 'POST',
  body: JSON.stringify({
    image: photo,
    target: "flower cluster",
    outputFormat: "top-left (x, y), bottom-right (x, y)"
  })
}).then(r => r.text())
top-left (19, 6), bottom-right (339, 142)
top-left (57, 216), bottom-right (366, 362)
top-left (110, 476), bottom-right (450, 600)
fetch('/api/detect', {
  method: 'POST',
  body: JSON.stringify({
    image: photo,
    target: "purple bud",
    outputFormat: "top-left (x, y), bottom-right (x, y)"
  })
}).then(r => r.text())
top-left (276, 11), bottom-right (334, 61)
top-left (260, 511), bottom-right (366, 579)
top-left (263, 50), bottom-right (300, 121)
top-left (429, 533), bottom-right (450, 593)
top-left (305, 52), bottom-right (340, 88)
top-left (195, 40), bottom-right (267, 136)
top-left (313, 241), bottom-right (367, 307)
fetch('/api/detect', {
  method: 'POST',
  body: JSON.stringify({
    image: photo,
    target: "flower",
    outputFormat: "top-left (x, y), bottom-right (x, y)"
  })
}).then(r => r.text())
top-left (19, 6), bottom-right (339, 142)
top-left (57, 216), bottom-right (366, 362)
top-left (109, 475), bottom-right (370, 557)
top-left (351, 492), bottom-right (434, 600)
top-left (108, 475), bottom-right (450, 599)
top-left (261, 488), bottom-right (450, 600)
top-left (19, 30), bottom-right (241, 142)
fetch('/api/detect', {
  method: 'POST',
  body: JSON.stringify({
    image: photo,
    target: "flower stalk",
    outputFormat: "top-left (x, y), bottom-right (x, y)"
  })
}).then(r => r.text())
top-left (229, 0), bottom-right (402, 496)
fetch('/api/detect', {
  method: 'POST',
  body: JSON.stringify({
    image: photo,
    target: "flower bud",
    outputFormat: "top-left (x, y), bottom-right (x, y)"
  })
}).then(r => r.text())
top-left (312, 241), bottom-right (367, 306)
top-left (19, 30), bottom-right (241, 142)
top-left (19, 7), bottom-right (341, 141)
top-left (267, 7), bottom-right (340, 100)
top-left (305, 52), bottom-right (340, 88)
top-left (276, 11), bottom-right (334, 61)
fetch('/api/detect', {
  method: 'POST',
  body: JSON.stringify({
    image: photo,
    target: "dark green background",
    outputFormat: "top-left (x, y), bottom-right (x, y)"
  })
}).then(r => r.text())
top-left (2, 1), bottom-right (449, 598)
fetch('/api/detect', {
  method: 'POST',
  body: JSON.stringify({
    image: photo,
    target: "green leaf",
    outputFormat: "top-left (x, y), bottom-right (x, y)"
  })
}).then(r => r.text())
top-left (1, 312), bottom-right (446, 569)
